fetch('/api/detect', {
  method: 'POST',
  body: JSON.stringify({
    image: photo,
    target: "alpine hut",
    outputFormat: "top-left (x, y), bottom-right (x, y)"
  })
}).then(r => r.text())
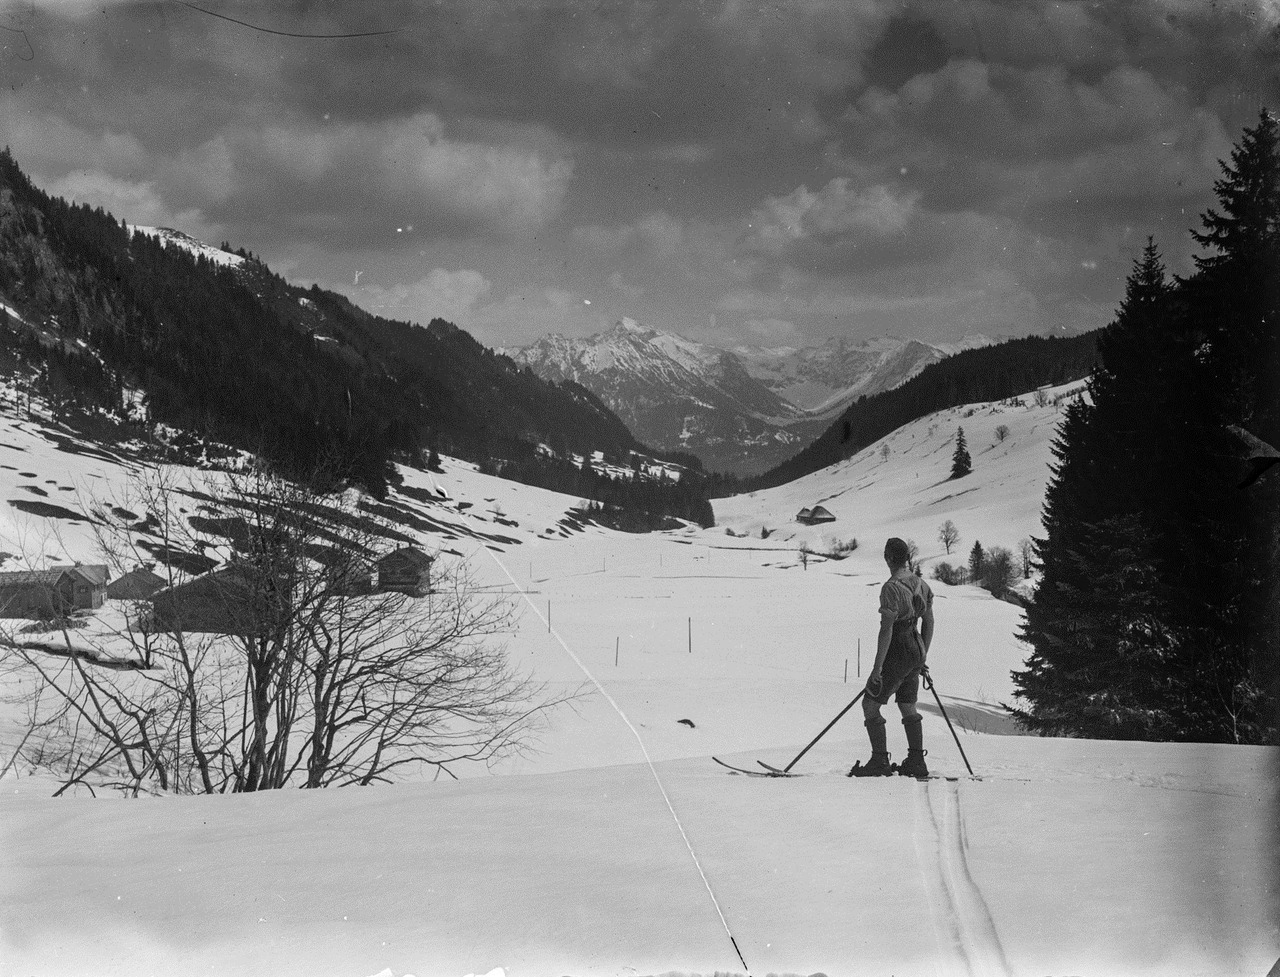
top-left (796, 505), bottom-right (836, 525)
top-left (376, 546), bottom-right (434, 596)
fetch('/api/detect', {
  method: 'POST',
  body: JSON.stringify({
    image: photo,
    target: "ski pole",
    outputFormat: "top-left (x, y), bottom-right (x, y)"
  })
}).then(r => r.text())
top-left (922, 666), bottom-right (975, 777)
top-left (780, 688), bottom-right (866, 773)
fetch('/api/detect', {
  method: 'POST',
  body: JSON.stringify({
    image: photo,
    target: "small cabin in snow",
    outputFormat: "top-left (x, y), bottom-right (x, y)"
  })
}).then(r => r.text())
top-left (145, 564), bottom-right (290, 636)
top-left (796, 505), bottom-right (836, 525)
top-left (106, 567), bottom-right (166, 601)
top-left (376, 547), bottom-right (434, 596)
top-left (0, 564), bottom-right (108, 618)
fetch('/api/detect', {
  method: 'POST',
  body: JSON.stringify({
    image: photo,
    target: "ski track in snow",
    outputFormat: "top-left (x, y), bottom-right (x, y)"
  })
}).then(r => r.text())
top-left (914, 779), bottom-right (1013, 977)
top-left (480, 543), bottom-right (754, 976)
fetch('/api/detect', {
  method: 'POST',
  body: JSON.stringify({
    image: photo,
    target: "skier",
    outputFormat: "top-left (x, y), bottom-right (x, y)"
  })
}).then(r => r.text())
top-left (849, 537), bottom-right (934, 778)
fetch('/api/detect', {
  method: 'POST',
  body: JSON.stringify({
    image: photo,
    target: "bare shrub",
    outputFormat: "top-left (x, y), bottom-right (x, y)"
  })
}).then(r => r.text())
top-left (2, 465), bottom-right (581, 795)
top-left (931, 562), bottom-right (967, 586)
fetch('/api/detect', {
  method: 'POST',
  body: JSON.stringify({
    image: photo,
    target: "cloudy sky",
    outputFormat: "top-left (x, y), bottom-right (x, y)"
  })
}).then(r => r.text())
top-left (2, 1), bottom-right (1277, 351)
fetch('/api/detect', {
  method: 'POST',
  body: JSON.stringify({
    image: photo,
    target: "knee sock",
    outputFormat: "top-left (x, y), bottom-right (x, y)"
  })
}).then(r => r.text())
top-left (865, 716), bottom-right (888, 757)
top-left (903, 714), bottom-right (924, 754)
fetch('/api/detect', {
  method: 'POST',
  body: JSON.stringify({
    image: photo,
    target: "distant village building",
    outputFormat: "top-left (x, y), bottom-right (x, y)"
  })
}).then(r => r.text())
top-left (0, 564), bottom-right (109, 618)
top-left (306, 543), bottom-right (379, 596)
top-left (796, 505), bottom-right (836, 525)
top-left (376, 547), bottom-right (434, 596)
top-left (106, 567), bottom-right (166, 601)
top-left (146, 564), bottom-right (289, 636)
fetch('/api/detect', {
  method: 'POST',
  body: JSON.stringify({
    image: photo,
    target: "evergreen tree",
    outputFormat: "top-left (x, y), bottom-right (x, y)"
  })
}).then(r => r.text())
top-left (1014, 111), bottom-right (1279, 743)
top-left (968, 540), bottom-right (984, 581)
top-left (1180, 108), bottom-right (1280, 741)
top-left (950, 427), bottom-right (972, 479)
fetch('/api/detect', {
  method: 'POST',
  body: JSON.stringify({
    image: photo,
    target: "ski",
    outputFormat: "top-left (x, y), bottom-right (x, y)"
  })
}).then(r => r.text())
top-left (712, 756), bottom-right (797, 777)
top-left (714, 756), bottom-right (978, 781)
top-left (756, 760), bottom-right (793, 776)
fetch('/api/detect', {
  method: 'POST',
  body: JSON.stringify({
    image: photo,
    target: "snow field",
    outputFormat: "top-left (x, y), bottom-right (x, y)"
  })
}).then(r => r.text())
top-left (0, 388), bottom-right (1276, 977)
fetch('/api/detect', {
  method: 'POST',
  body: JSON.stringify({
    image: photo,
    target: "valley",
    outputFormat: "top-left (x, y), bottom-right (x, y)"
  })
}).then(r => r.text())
top-left (0, 383), bottom-right (1273, 977)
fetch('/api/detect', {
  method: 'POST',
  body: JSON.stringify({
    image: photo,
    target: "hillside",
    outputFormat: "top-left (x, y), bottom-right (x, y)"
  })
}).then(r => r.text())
top-left (0, 383), bottom-right (1273, 977)
top-left (749, 331), bottom-right (1101, 491)
top-left (0, 150), bottom-right (650, 497)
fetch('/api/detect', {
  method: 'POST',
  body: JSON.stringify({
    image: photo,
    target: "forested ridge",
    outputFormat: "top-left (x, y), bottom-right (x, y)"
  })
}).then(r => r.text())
top-left (0, 149), bottom-right (706, 523)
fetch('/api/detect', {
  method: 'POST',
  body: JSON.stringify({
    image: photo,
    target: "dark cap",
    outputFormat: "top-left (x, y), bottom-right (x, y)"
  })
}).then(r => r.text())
top-left (884, 537), bottom-right (911, 567)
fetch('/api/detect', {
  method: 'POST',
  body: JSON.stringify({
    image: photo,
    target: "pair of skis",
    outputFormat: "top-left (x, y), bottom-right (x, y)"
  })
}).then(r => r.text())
top-left (712, 755), bottom-right (961, 781)
top-left (711, 667), bottom-right (976, 780)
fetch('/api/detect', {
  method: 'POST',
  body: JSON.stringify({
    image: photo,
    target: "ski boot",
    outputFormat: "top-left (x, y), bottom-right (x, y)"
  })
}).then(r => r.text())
top-left (847, 752), bottom-right (895, 777)
top-left (898, 749), bottom-right (929, 779)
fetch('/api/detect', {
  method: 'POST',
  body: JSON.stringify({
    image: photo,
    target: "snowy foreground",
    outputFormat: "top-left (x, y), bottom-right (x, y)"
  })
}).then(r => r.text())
top-left (0, 388), bottom-right (1277, 977)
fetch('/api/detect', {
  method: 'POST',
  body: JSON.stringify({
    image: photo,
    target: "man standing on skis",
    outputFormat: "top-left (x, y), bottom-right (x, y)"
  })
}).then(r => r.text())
top-left (849, 537), bottom-right (934, 778)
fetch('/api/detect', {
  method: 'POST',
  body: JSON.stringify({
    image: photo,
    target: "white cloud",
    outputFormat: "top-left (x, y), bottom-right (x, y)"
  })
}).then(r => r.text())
top-left (467, 287), bottom-right (610, 348)
top-left (353, 268), bottom-right (492, 326)
top-left (45, 171), bottom-right (216, 240)
top-left (377, 114), bottom-right (574, 233)
top-left (8, 103), bottom-right (575, 246)
top-left (746, 179), bottom-right (918, 254)
top-left (742, 317), bottom-right (802, 345)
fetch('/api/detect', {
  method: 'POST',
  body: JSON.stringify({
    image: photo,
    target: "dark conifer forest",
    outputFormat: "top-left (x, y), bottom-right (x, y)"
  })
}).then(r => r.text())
top-left (1012, 111), bottom-right (1279, 745)
top-left (0, 149), bottom-right (710, 524)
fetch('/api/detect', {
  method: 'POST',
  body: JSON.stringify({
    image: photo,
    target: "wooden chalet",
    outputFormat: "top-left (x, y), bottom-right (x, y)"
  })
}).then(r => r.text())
top-left (106, 567), bottom-right (166, 600)
top-left (796, 505), bottom-right (836, 525)
top-left (376, 546), bottom-right (434, 596)
top-left (146, 564), bottom-right (290, 636)
top-left (305, 543), bottom-right (379, 596)
top-left (0, 564), bottom-right (108, 618)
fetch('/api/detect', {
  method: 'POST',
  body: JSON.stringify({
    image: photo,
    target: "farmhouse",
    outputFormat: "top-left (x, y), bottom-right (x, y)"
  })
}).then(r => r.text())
top-left (106, 567), bottom-right (166, 600)
top-left (796, 505), bottom-right (836, 525)
top-left (0, 564), bottom-right (109, 618)
top-left (146, 564), bottom-right (289, 636)
top-left (376, 546), bottom-right (434, 596)
top-left (306, 543), bottom-right (379, 596)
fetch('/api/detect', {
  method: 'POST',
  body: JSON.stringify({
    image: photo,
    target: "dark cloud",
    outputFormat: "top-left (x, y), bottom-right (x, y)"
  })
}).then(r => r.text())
top-left (2, 0), bottom-right (1275, 347)
top-left (864, 12), bottom-right (951, 90)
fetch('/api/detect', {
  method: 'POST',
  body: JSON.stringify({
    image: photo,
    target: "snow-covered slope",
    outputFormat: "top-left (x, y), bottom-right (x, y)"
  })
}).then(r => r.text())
top-left (0, 385), bottom-right (1274, 977)
top-left (713, 382), bottom-right (1075, 565)
top-left (127, 225), bottom-right (247, 269)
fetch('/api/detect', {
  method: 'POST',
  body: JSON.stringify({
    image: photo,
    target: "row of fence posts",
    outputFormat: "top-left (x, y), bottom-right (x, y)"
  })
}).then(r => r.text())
top-left (542, 600), bottom-right (863, 680)
top-left (535, 550), bottom-right (860, 679)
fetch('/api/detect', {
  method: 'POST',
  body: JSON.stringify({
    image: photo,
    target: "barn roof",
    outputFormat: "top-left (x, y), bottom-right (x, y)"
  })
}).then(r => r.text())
top-left (52, 564), bottom-right (110, 587)
top-left (0, 569), bottom-right (68, 589)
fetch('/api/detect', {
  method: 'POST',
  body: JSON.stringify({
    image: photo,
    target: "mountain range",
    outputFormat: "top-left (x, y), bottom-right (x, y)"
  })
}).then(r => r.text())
top-left (506, 320), bottom-right (995, 475)
top-left (0, 149), bottom-right (1099, 499)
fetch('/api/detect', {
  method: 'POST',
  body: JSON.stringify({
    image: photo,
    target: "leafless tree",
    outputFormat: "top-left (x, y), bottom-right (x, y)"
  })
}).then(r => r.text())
top-left (938, 519), bottom-right (960, 555)
top-left (1, 465), bottom-right (581, 795)
top-left (995, 424), bottom-right (1010, 442)
top-left (1018, 537), bottom-right (1035, 579)
top-left (906, 538), bottom-right (921, 574)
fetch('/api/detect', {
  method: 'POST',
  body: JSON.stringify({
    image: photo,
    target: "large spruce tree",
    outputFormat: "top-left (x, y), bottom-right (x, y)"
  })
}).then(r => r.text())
top-left (1013, 111), bottom-right (1279, 744)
